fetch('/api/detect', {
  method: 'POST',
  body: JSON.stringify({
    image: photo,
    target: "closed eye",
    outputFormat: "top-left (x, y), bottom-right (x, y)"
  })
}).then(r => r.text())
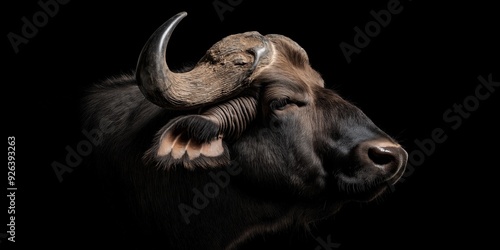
top-left (269, 98), bottom-right (307, 111)
top-left (270, 98), bottom-right (292, 110)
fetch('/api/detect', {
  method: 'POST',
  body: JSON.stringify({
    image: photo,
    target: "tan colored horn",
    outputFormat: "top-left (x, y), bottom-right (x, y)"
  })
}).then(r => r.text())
top-left (136, 12), bottom-right (274, 109)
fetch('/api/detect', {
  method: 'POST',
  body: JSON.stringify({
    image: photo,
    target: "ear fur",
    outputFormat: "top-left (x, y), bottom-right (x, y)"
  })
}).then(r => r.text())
top-left (145, 115), bottom-right (230, 170)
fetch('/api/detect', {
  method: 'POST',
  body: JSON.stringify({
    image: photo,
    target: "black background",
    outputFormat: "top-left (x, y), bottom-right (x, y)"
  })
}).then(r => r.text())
top-left (3, 0), bottom-right (499, 249)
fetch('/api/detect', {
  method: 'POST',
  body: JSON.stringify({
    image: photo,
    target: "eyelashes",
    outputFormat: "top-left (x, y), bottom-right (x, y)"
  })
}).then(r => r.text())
top-left (270, 97), bottom-right (292, 111)
top-left (269, 97), bottom-right (307, 111)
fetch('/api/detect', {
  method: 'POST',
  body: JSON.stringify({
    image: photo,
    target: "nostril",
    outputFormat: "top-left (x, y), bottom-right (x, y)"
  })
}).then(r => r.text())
top-left (368, 147), bottom-right (396, 166)
top-left (354, 140), bottom-right (407, 177)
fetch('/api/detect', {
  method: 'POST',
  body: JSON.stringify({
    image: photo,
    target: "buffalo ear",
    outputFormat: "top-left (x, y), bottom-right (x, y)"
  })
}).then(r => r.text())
top-left (145, 115), bottom-right (230, 170)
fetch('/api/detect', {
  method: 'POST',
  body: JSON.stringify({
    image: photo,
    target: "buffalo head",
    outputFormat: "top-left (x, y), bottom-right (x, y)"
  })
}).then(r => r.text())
top-left (86, 11), bottom-right (409, 249)
top-left (136, 12), bottom-right (407, 206)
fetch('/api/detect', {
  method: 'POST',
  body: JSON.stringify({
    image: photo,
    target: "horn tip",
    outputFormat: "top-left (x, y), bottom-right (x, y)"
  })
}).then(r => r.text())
top-left (176, 11), bottom-right (188, 18)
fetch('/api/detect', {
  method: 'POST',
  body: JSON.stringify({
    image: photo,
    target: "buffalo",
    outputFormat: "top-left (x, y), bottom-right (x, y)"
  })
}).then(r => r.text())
top-left (82, 12), bottom-right (407, 250)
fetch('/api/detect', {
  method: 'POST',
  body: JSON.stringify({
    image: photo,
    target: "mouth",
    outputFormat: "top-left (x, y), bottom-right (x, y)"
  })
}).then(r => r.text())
top-left (334, 163), bottom-right (406, 202)
top-left (389, 159), bottom-right (406, 185)
top-left (324, 141), bottom-right (408, 202)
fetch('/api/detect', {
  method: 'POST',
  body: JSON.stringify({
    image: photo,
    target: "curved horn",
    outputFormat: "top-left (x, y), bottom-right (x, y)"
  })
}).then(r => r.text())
top-left (136, 12), bottom-right (274, 109)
